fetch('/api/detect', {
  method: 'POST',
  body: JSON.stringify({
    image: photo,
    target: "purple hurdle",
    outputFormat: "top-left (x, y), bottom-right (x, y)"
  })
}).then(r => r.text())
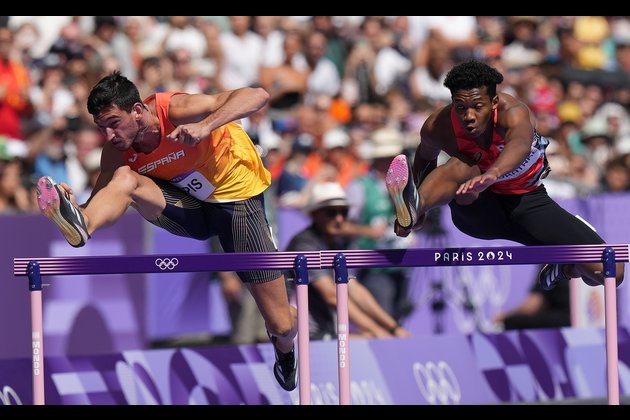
top-left (15, 244), bottom-right (628, 405)
top-left (27, 261), bottom-right (44, 405)
top-left (333, 253), bottom-right (351, 405)
top-left (603, 247), bottom-right (620, 405)
top-left (293, 254), bottom-right (311, 405)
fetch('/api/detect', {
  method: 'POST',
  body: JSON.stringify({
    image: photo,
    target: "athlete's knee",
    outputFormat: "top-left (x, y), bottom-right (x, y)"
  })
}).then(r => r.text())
top-left (111, 166), bottom-right (142, 193)
top-left (266, 318), bottom-right (295, 340)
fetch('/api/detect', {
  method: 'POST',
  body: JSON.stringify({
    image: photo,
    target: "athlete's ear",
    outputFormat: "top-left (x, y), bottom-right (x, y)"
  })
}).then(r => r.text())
top-left (492, 95), bottom-right (499, 110)
top-left (132, 102), bottom-right (145, 120)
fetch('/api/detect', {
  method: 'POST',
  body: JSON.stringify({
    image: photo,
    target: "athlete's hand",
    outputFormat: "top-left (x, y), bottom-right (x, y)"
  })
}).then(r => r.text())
top-left (57, 182), bottom-right (80, 208)
top-left (167, 123), bottom-right (211, 146)
top-left (457, 171), bottom-right (498, 195)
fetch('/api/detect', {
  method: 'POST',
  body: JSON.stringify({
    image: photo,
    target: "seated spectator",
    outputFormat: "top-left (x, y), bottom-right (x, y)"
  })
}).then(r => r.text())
top-left (0, 159), bottom-right (32, 212)
top-left (285, 181), bottom-right (411, 340)
top-left (494, 266), bottom-right (570, 330)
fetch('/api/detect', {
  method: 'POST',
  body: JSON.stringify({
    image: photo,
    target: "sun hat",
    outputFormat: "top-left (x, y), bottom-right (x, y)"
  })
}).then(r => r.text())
top-left (304, 182), bottom-right (349, 214)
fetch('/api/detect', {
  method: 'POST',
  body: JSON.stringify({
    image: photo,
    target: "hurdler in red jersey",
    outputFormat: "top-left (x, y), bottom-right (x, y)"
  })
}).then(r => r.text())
top-left (386, 59), bottom-right (623, 292)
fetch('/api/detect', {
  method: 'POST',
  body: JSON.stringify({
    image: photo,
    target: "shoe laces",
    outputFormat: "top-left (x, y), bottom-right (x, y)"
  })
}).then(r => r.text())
top-left (544, 264), bottom-right (568, 287)
top-left (276, 347), bottom-right (295, 374)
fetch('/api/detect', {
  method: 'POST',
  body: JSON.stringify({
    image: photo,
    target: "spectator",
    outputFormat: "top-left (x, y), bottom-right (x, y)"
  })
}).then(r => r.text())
top-left (304, 30), bottom-right (341, 101)
top-left (259, 30), bottom-right (309, 115)
top-left (219, 16), bottom-right (263, 90)
top-left (285, 181), bottom-right (412, 340)
top-left (0, 141), bottom-right (32, 212)
top-left (602, 157), bottom-right (630, 192)
top-left (0, 26), bottom-right (32, 140)
top-left (494, 266), bottom-right (570, 330)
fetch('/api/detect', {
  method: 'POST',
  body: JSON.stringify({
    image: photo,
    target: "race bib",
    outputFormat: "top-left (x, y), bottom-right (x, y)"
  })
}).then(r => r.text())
top-left (171, 170), bottom-right (216, 200)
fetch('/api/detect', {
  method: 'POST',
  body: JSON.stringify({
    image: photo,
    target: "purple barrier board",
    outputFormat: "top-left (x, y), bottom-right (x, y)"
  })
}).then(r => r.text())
top-left (2, 327), bottom-right (627, 405)
top-left (470, 327), bottom-right (630, 402)
top-left (146, 226), bottom-right (230, 341)
top-left (1, 212), bottom-right (145, 359)
top-left (369, 334), bottom-right (497, 404)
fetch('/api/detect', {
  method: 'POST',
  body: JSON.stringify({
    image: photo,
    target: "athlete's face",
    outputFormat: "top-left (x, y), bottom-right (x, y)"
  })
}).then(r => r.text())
top-left (451, 86), bottom-right (498, 139)
top-left (93, 103), bottom-right (144, 151)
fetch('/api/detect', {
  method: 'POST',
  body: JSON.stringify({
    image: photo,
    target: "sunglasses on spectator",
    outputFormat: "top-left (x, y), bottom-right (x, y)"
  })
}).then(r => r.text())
top-left (324, 207), bottom-right (349, 218)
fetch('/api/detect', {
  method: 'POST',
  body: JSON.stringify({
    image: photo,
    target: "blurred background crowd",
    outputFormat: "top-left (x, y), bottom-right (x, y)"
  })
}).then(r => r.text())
top-left (3, 16), bottom-right (630, 215)
top-left (2, 16), bottom-right (630, 343)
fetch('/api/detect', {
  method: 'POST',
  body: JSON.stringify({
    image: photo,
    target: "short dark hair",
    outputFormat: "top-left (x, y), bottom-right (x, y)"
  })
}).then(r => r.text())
top-left (444, 60), bottom-right (504, 99)
top-left (87, 71), bottom-right (142, 116)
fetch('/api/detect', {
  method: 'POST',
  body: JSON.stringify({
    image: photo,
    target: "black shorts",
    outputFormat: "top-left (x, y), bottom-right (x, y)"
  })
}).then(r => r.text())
top-left (148, 178), bottom-right (281, 283)
top-left (448, 184), bottom-right (604, 246)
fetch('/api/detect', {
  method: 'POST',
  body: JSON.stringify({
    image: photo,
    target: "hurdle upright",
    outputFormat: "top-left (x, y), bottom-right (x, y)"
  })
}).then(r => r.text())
top-left (26, 261), bottom-right (44, 406)
top-left (15, 243), bottom-right (629, 405)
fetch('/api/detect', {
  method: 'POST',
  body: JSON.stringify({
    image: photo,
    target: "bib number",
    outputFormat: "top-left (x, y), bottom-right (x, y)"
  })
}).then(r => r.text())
top-left (171, 171), bottom-right (215, 200)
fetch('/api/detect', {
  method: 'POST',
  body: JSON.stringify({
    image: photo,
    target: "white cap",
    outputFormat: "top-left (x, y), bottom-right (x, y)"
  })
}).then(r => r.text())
top-left (0, 138), bottom-right (28, 160)
top-left (322, 128), bottom-right (350, 149)
top-left (366, 127), bottom-right (404, 159)
top-left (304, 182), bottom-right (349, 214)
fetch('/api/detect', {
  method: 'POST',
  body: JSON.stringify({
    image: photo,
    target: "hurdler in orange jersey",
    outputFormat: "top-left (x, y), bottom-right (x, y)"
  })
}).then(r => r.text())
top-left (37, 72), bottom-right (299, 391)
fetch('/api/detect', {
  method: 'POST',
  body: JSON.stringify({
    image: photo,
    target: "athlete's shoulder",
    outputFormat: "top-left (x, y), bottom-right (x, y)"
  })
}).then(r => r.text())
top-left (143, 93), bottom-right (156, 103)
top-left (422, 104), bottom-right (452, 136)
top-left (497, 92), bottom-right (534, 127)
top-left (152, 91), bottom-right (187, 105)
top-left (146, 92), bottom-right (181, 110)
top-left (497, 92), bottom-right (528, 112)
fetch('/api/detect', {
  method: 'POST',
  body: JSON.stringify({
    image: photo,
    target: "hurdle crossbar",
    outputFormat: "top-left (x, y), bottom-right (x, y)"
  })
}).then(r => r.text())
top-left (14, 244), bottom-right (629, 276)
top-left (14, 244), bottom-right (629, 406)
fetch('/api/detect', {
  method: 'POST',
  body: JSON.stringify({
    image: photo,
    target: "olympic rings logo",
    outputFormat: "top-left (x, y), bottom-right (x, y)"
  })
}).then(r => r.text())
top-left (412, 361), bottom-right (461, 405)
top-left (155, 258), bottom-right (179, 270)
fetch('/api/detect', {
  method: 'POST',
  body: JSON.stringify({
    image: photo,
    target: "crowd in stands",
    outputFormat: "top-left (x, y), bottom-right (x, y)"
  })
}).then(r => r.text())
top-left (2, 16), bottom-right (630, 214)
top-left (3, 16), bottom-right (630, 340)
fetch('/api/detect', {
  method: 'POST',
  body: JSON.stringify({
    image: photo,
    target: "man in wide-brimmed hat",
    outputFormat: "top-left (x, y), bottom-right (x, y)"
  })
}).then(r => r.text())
top-left (286, 181), bottom-right (412, 340)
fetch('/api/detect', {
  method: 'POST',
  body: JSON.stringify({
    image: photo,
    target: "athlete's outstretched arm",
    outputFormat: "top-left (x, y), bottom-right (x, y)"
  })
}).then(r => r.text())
top-left (487, 103), bottom-right (535, 179)
top-left (166, 88), bottom-right (270, 145)
top-left (457, 103), bottom-right (533, 194)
